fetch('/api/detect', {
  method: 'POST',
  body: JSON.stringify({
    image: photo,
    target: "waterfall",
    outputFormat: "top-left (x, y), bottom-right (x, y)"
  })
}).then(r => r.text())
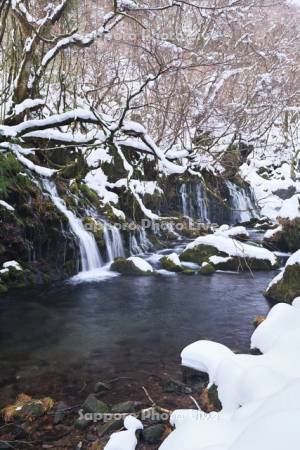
top-left (103, 224), bottom-right (125, 261)
top-left (129, 228), bottom-right (152, 255)
top-left (180, 184), bottom-right (189, 216)
top-left (180, 183), bottom-right (209, 222)
top-left (226, 181), bottom-right (258, 223)
top-left (43, 179), bottom-right (102, 272)
top-left (195, 184), bottom-right (209, 223)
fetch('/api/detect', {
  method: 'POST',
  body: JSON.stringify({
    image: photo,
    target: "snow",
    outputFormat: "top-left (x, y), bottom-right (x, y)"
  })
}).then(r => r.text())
top-left (215, 226), bottom-right (249, 239)
top-left (3, 260), bottom-right (22, 271)
top-left (264, 225), bottom-right (282, 239)
top-left (104, 415), bottom-right (143, 450)
top-left (209, 255), bottom-right (232, 265)
top-left (13, 99), bottom-right (44, 116)
top-left (160, 300), bottom-right (300, 450)
top-left (0, 200), bottom-right (15, 211)
top-left (127, 257), bottom-right (154, 273)
top-left (164, 253), bottom-right (182, 267)
top-left (278, 194), bottom-right (300, 220)
top-left (292, 297), bottom-right (300, 308)
top-left (185, 235), bottom-right (277, 265)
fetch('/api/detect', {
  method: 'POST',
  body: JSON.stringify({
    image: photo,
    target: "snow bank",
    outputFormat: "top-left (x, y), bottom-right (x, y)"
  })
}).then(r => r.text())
top-left (160, 301), bottom-right (300, 450)
top-left (278, 194), bottom-right (300, 220)
top-left (185, 235), bottom-right (277, 265)
top-left (264, 225), bottom-right (282, 239)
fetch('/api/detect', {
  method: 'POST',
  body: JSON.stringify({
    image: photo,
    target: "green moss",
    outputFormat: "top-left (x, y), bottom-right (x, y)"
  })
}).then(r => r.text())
top-left (160, 256), bottom-right (183, 272)
top-left (199, 263), bottom-right (215, 275)
top-left (265, 263), bottom-right (300, 303)
top-left (78, 183), bottom-right (99, 206)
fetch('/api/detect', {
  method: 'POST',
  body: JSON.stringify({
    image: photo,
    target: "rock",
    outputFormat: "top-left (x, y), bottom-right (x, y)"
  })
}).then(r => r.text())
top-left (111, 401), bottom-right (139, 414)
top-left (82, 394), bottom-right (109, 414)
top-left (199, 262), bottom-right (215, 275)
top-left (110, 257), bottom-right (153, 275)
top-left (163, 378), bottom-right (192, 395)
top-left (97, 419), bottom-right (123, 436)
top-left (180, 235), bottom-right (277, 271)
top-left (182, 269), bottom-right (196, 275)
top-left (74, 417), bottom-right (92, 430)
top-left (142, 424), bottom-right (166, 444)
top-left (253, 316), bottom-right (266, 328)
top-left (273, 185), bottom-right (296, 200)
top-left (200, 384), bottom-right (222, 412)
top-left (263, 225), bottom-right (287, 252)
top-left (277, 218), bottom-right (300, 252)
top-left (265, 253), bottom-right (300, 304)
top-left (160, 253), bottom-right (183, 272)
top-left (53, 401), bottom-right (68, 425)
top-left (0, 283), bottom-right (8, 294)
top-left (94, 381), bottom-right (110, 393)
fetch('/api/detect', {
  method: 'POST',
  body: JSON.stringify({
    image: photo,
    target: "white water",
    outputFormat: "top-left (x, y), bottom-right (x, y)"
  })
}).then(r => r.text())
top-left (129, 228), bottom-right (152, 255)
top-left (226, 181), bottom-right (258, 223)
top-left (180, 183), bottom-right (209, 222)
top-left (103, 224), bottom-right (125, 261)
top-left (43, 180), bottom-right (102, 272)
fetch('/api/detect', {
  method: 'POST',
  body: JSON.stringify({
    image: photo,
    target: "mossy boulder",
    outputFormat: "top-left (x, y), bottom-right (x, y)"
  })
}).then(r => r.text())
top-left (180, 244), bottom-right (221, 265)
top-left (278, 218), bottom-right (300, 252)
top-left (182, 269), bottom-right (196, 276)
top-left (199, 263), bottom-right (215, 275)
top-left (111, 257), bottom-right (154, 275)
top-left (160, 253), bottom-right (183, 272)
top-left (265, 260), bottom-right (300, 304)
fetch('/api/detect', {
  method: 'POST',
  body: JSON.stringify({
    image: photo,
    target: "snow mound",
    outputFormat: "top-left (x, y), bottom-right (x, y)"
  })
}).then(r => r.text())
top-left (104, 415), bottom-right (143, 450)
top-left (160, 301), bottom-right (300, 449)
top-left (0, 200), bottom-right (15, 211)
top-left (215, 226), bottom-right (249, 239)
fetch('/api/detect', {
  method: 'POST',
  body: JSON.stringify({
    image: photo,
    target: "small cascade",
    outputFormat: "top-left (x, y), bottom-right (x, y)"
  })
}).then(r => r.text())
top-left (103, 224), bottom-right (125, 261)
top-left (43, 179), bottom-right (102, 272)
top-left (129, 228), bottom-right (152, 255)
top-left (226, 181), bottom-right (258, 223)
top-left (180, 184), bottom-right (189, 217)
top-left (180, 183), bottom-right (209, 222)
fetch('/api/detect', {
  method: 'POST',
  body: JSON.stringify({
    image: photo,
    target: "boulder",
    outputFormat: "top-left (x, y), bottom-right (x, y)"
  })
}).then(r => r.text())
top-left (110, 257), bottom-right (154, 275)
top-left (265, 250), bottom-right (300, 303)
top-left (142, 424), bottom-right (166, 444)
top-left (199, 262), bottom-right (215, 275)
top-left (82, 394), bottom-right (109, 414)
top-left (160, 253), bottom-right (183, 272)
top-left (180, 235), bottom-right (277, 271)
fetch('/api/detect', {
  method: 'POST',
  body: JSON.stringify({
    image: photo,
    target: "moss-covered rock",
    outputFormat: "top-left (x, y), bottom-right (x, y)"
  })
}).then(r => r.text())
top-left (199, 262), bottom-right (215, 275)
top-left (180, 244), bottom-right (221, 265)
top-left (110, 257), bottom-right (153, 275)
top-left (265, 262), bottom-right (300, 304)
top-left (160, 253), bottom-right (183, 272)
top-left (182, 269), bottom-right (196, 276)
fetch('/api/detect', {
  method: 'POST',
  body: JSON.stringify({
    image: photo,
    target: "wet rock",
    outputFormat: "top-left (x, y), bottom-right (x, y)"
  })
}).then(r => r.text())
top-left (74, 417), bottom-right (92, 430)
top-left (82, 394), bottom-right (109, 414)
top-left (53, 401), bottom-right (68, 425)
top-left (160, 254), bottom-right (183, 272)
top-left (97, 419), bottom-right (123, 436)
top-left (199, 262), bottom-right (215, 275)
top-left (265, 258), bottom-right (300, 304)
top-left (142, 424), bottom-right (166, 444)
top-left (0, 283), bottom-right (8, 294)
top-left (163, 378), bottom-right (192, 395)
top-left (94, 381), bottom-right (110, 393)
top-left (182, 269), bottom-right (196, 276)
top-left (111, 400), bottom-right (139, 414)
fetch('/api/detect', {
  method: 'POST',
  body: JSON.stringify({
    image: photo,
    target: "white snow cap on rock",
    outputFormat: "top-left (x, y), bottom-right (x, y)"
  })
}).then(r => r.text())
top-left (3, 260), bottom-right (22, 271)
top-left (104, 415), bottom-right (143, 450)
top-left (215, 226), bottom-right (249, 239)
top-left (160, 301), bottom-right (300, 450)
top-left (127, 257), bottom-right (154, 272)
top-left (164, 253), bottom-right (181, 267)
top-left (185, 235), bottom-right (277, 265)
top-left (266, 248), bottom-right (300, 291)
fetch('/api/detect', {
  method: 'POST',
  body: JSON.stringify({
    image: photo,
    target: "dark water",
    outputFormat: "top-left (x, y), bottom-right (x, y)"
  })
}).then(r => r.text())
top-left (0, 270), bottom-right (274, 381)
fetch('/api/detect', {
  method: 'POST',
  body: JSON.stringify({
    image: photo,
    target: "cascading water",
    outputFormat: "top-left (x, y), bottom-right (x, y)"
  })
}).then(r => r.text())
top-left (103, 225), bottom-right (125, 261)
top-left (180, 183), bottom-right (209, 223)
top-left (226, 181), bottom-right (258, 223)
top-left (43, 179), bottom-right (102, 272)
top-left (129, 228), bottom-right (152, 255)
